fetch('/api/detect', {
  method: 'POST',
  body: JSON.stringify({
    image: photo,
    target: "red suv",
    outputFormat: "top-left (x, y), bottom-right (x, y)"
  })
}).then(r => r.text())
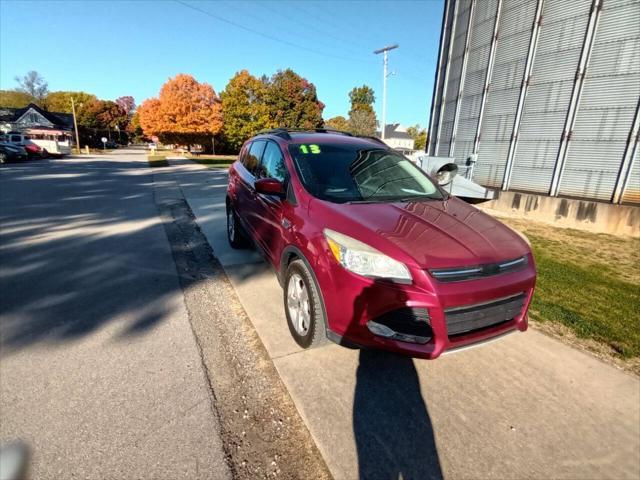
top-left (226, 129), bottom-right (536, 359)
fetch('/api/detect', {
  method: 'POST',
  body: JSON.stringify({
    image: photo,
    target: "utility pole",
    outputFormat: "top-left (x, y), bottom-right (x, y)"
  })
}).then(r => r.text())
top-left (374, 44), bottom-right (399, 140)
top-left (71, 97), bottom-right (81, 154)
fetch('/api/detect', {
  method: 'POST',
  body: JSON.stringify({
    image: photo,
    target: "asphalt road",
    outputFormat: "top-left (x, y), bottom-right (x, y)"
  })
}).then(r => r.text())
top-left (165, 157), bottom-right (640, 480)
top-left (0, 151), bottom-right (231, 478)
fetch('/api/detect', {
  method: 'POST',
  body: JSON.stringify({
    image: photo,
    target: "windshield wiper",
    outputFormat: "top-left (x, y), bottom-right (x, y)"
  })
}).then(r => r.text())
top-left (397, 195), bottom-right (440, 202)
top-left (345, 199), bottom-right (379, 204)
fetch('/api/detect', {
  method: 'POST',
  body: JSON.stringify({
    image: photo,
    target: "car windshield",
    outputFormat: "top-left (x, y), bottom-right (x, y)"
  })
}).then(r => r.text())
top-left (288, 143), bottom-right (444, 203)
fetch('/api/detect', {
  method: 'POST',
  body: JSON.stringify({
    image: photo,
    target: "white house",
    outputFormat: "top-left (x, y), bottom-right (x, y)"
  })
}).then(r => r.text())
top-left (378, 124), bottom-right (415, 152)
top-left (0, 103), bottom-right (74, 155)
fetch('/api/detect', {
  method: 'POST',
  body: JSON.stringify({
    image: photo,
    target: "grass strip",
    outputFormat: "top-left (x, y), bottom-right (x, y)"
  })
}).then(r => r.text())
top-left (501, 219), bottom-right (640, 359)
top-left (147, 156), bottom-right (169, 167)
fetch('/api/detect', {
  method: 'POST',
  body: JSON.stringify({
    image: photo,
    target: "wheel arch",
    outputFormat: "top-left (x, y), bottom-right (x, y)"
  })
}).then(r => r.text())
top-left (279, 245), bottom-right (330, 334)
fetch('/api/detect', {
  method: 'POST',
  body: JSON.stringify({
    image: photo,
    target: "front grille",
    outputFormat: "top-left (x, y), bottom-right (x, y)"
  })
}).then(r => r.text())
top-left (445, 293), bottom-right (526, 336)
top-left (429, 256), bottom-right (528, 282)
top-left (368, 308), bottom-right (432, 344)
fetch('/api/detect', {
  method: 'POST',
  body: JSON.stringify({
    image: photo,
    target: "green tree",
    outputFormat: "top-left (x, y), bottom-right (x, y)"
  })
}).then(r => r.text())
top-left (348, 85), bottom-right (377, 136)
top-left (127, 111), bottom-right (145, 142)
top-left (348, 109), bottom-right (377, 136)
top-left (0, 90), bottom-right (34, 108)
top-left (407, 124), bottom-right (428, 150)
top-left (44, 91), bottom-right (98, 113)
top-left (14, 71), bottom-right (48, 103)
top-left (77, 100), bottom-right (127, 130)
top-left (324, 116), bottom-right (349, 131)
top-left (265, 69), bottom-right (324, 129)
top-left (348, 85), bottom-right (375, 107)
top-left (220, 70), bottom-right (273, 152)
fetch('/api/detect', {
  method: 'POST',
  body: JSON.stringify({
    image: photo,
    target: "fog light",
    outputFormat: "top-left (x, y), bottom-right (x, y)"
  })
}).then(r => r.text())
top-left (366, 321), bottom-right (431, 344)
top-left (366, 321), bottom-right (396, 338)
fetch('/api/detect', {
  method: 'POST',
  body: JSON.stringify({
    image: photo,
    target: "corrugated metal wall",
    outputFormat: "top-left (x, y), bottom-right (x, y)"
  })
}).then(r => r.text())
top-left (558, 0), bottom-right (640, 201)
top-left (622, 138), bottom-right (639, 203)
top-left (508, 0), bottom-right (593, 193)
top-left (450, 0), bottom-right (499, 164)
top-left (436, 0), bottom-right (472, 156)
top-left (474, 0), bottom-right (538, 188)
top-left (429, 0), bottom-right (456, 156)
top-left (428, 0), bottom-right (640, 204)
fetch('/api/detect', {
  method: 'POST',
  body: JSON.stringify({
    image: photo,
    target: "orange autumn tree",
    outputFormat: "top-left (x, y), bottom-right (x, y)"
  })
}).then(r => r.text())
top-left (139, 74), bottom-right (223, 149)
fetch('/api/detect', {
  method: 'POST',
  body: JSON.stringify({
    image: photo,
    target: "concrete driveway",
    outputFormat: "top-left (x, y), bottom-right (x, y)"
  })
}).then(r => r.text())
top-left (165, 157), bottom-right (640, 480)
top-left (0, 151), bottom-right (230, 479)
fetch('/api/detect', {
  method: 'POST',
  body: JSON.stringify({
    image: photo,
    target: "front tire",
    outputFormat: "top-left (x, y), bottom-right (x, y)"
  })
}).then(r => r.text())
top-left (284, 259), bottom-right (328, 349)
top-left (226, 203), bottom-right (248, 249)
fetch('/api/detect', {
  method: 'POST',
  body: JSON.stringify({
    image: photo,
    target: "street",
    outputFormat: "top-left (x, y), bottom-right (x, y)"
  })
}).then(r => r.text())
top-left (1, 149), bottom-right (639, 480)
top-left (0, 150), bottom-right (232, 478)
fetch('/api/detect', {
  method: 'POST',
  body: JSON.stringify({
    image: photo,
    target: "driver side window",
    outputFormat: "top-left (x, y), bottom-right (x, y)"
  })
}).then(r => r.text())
top-left (258, 141), bottom-right (287, 181)
top-left (244, 140), bottom-right (266, 175)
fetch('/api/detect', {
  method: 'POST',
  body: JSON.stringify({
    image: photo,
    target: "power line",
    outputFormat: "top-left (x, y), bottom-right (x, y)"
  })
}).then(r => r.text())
top-left (174, 0), bottom-right (372, 64)
top-left (252, 1), bottom-right (370, 59)
top-left (226, 0), bottom-right (367, 60)
top-left (294, 2), bottom-right (435, 72)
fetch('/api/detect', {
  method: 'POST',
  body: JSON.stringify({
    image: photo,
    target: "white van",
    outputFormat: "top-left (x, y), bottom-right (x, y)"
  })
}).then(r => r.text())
top-left (5, 130), bottom-right (72, 156)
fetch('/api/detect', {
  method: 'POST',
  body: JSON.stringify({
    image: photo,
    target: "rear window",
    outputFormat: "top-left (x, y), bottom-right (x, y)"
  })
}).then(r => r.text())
top-left (288, 143), bottom-right (443, 204)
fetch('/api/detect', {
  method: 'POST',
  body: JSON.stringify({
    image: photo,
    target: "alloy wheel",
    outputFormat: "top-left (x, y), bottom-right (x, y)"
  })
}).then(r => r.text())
top-left (287, 273), bottom-right (311, 336)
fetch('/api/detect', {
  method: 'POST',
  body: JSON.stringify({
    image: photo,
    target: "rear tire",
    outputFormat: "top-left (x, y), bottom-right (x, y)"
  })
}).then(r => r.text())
top-left (226, 202), bottom-right (248, 249)
top-left (284, 259), bottom-right (328, 349)
top-left (41, 149), bottom-right (49, 158)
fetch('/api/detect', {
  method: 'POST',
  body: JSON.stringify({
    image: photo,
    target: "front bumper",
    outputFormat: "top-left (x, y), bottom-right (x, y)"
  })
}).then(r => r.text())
top-left (320, 255), bottom-right (536, 359)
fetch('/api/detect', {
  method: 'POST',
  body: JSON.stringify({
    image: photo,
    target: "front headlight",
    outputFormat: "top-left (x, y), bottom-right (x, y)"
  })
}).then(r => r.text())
top-left (323, 229), bottom-right (412, 282)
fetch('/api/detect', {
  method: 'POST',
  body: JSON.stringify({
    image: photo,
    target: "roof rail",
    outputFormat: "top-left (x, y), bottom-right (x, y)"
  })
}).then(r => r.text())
top-left (256, 128), bottom-right (292, 140)
top-left (312, 128), bottom-right (353, 136)
top-left (255, 128), bottom-right (388, 147)
top-left (256, 127), bottom-right (355, 139)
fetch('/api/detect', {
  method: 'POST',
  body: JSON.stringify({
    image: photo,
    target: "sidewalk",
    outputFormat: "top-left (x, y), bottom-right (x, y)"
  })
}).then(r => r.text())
top-left (166, 157), bottom-right (640, 480)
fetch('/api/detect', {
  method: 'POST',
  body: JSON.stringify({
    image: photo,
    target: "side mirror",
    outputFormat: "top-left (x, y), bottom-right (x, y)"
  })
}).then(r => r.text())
top-left (434, 163), bottom-right (458, 186)
top-left (255, 178), bottom-right (285, 197)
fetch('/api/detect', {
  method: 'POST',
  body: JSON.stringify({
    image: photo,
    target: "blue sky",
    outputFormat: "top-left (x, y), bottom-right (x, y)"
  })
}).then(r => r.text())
top-left (0, 0), bottom-right (443, 127)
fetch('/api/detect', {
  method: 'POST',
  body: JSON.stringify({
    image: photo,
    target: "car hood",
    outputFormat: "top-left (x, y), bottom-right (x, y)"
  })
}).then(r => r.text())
top-left (320, 197), bottom-right (530, 269)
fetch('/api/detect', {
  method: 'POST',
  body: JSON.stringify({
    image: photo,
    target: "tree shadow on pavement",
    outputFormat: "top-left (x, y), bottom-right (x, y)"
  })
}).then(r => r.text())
top-left (350, 283), bottom-right (443, 480)
top-left (0, 157), bottom-right (191, 354)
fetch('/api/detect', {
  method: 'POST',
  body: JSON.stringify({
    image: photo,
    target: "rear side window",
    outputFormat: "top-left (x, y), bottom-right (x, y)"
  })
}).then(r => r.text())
top-left (10, 135), bottom-right (21, 143)
top-left (244, 140), bottom-right (266, 174)
top-left (239, 144), bottom-right (250, 166)
top-left (258, 141), bottom-right (287, 181)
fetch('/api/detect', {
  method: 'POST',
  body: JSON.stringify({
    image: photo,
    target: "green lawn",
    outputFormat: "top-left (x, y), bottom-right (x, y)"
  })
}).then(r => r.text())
top-left (188, 156), bottom-right (236, 169)
top-left (147, 156), bottom-right (169, 167)
top-left (502, 218), bottom-right (640, 359)
top-left (144, 150), bottom-right (235, 170)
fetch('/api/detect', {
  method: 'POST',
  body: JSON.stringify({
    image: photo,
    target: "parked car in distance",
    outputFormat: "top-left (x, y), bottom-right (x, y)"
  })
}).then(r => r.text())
top-left (24, 143), bottom-right (44, 158)
top-left (0, 142), bottom-right (27, 163)
top-left (226, 129), bottom-right (537, 359)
